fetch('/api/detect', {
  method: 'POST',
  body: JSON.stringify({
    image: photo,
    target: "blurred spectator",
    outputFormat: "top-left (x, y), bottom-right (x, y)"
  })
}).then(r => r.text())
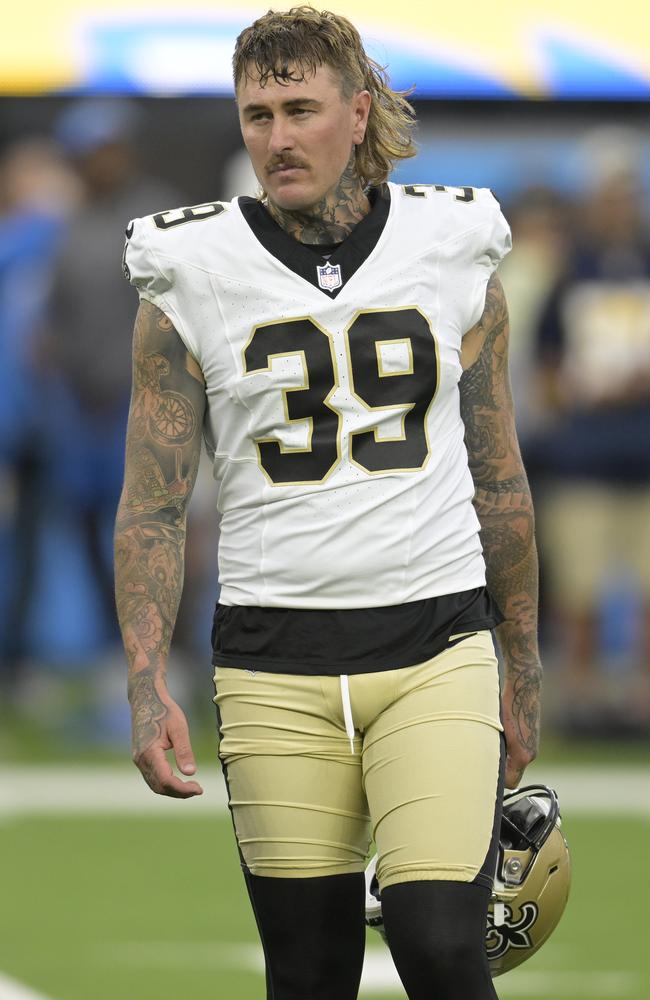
top-left (534, 128), bottom-right (650, 733)
top-left (0, 138), bottom-right (80, 695)
top-left (499, 186), bottom-right (569, 446)
top-left (42, 99), bottom-right (183, 656)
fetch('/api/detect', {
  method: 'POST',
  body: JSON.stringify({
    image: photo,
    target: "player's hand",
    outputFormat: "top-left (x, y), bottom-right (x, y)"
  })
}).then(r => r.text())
top-left (131, 689), bottom-right (204, 799)
top-left (500, 678), bottom-right (541, 790)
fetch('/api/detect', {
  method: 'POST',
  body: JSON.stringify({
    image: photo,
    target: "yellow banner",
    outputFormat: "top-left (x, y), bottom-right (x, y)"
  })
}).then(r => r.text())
top-left (3, 1), bottom-right (650, 96)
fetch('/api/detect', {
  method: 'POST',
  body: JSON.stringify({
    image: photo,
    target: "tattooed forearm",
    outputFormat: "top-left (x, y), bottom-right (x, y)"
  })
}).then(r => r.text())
top-left (128, 667), bottom-right (168, 756)
top-left (460, 274), bottom-right (541, 755)
top-left (115, 521), bottom-right (184, 666)
top-left (115, 300), bottom-right (206, 755)
top-left (266, 151), bottom-right (369, 244)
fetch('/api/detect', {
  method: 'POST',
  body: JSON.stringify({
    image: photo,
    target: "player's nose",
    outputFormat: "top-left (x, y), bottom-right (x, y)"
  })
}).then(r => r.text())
top-left (267, 116), bottom-right (295, 154)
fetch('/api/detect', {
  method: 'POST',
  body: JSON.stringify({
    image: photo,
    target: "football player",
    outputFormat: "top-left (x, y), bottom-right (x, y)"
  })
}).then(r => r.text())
top-left (115, 7), bottom-right (542, 999)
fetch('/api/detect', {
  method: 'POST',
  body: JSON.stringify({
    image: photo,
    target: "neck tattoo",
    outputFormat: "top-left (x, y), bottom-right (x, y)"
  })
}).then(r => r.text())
top-left (265, 153), bottom-right (370, 246)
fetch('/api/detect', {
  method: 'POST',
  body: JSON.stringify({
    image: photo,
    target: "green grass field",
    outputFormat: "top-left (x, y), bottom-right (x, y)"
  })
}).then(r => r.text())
top-left (1, 787), bottom-right (648, 1000)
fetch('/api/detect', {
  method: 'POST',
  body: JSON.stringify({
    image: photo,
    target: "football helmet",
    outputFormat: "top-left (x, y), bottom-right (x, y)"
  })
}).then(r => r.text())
top-left (365, 784), bottom-right (571, 977)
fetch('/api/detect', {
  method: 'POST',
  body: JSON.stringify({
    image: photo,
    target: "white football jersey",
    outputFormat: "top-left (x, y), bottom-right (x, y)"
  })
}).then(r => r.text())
top-left (124, 182), bottom-right (511, 608)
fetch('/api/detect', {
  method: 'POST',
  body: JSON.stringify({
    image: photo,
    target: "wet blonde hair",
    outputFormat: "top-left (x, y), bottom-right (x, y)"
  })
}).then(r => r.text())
top-left (233, 5), bottom-right (417, 189)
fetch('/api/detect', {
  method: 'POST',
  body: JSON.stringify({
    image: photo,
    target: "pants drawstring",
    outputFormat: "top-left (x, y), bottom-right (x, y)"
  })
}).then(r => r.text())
top-left (339, 674), bottom-right (356, 754)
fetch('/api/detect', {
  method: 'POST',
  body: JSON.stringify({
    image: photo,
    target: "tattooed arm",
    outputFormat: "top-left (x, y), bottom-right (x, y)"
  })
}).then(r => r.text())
top-left (114, 300), bottom-right (206, 798)
top-left (460, 273), bottom-right (542, 789)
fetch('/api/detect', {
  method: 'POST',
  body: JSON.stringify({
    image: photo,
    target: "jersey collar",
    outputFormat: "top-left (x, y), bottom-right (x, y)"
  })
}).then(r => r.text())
top-left (237, 185), bottom-right (391, 299)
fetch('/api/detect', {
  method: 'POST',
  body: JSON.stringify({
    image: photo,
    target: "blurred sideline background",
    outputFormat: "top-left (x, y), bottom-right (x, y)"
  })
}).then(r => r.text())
top-left (0, 3), bottom-right (649, 1000)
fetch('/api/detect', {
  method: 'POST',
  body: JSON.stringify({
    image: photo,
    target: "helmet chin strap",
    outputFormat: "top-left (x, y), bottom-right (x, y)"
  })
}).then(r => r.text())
top-left (491, 876), bottom-right (506, 927)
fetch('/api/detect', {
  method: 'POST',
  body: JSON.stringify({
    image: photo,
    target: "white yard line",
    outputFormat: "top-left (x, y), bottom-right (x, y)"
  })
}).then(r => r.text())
top-left (360, 957), bottom-right (639, 998)
top-left (102, 940), bottom-right (264, 970)
top-left (0, 973), bottom-right (55, 1000)
top-left (100, 942), bottom-right (640, 996)
top-left (497, 971), bottom-right (639, 997)
top-left (0, 766), bottom-right (228, 817)
top-left (1, 765), bottom-right (649, 818)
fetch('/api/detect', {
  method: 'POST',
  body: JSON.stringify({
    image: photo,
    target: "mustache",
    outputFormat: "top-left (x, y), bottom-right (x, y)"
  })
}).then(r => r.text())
top-left (266, 156), bottom-right (306, 173)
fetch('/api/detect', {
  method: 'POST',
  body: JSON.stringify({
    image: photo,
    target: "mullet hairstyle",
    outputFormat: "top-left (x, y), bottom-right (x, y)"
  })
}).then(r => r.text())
top-left (233, 5), bottom-right (417, 190)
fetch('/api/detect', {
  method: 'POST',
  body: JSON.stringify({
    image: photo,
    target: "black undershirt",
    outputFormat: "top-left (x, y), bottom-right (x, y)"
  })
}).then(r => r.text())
top-left (211, 587), bottom-right (503, 676)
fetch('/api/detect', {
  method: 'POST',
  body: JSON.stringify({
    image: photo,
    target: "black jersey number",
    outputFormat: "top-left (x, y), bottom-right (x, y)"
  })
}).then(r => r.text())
top-left (347, 309), bottom-right (438, 473)
top-left (243, 308), bottom-right (438, 485)
top-left (243, 319), bottom-right (341, 485)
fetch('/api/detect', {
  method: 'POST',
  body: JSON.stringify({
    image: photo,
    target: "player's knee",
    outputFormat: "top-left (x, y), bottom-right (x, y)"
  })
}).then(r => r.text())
top-left (247, 872), bottom-right (365, 1000)
top-left (385, 906), bottom-right (481, 969)
top-left (418, 933), bottom-right (480, 978)
top-left (381, 880), bottom-right (494, 998)
top-left (272, 955), bottom-right (343, 1000)
top-left (267, 927), bottom-right (365, 1000)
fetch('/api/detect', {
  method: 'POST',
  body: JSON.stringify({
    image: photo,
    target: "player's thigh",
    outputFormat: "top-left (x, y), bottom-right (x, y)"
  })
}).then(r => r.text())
top-left (214, 666), bottom-right (370, 878)
top-left (362, 631), bottom-right (503, 891)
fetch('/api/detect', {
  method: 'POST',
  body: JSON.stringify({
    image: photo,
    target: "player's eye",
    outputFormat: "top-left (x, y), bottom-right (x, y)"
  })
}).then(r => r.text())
top-left (291, 108), bottom-right (313, 117)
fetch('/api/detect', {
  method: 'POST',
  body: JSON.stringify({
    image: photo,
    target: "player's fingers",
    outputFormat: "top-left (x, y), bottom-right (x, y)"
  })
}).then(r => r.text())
top-left (157, 775), bottom-right (204, 799)
top-left (135, 745), bottom-right (203, 798)
top-left (168, 717), bottom-right (198, 776)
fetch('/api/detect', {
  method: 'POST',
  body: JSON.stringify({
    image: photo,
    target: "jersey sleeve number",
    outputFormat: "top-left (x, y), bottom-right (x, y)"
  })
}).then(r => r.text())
top-left (243, 308), bottom-right (439, 485)
top-left (403, 184), bottom-right (475, 202)
top-left (153, 202), bottom-right (226, 230)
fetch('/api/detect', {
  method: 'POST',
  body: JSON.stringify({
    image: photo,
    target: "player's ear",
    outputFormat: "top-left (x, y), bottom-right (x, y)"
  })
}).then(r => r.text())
top-left (351, 90), bottom-right (371, 145)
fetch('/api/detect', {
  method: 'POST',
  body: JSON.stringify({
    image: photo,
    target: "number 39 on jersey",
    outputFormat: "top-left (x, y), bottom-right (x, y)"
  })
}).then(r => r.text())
top-left (243, 307), bottom-right (439, 486)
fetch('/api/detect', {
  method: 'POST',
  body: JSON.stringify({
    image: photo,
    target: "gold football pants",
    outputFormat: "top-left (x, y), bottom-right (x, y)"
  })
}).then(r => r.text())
top-left (213, 630), bottom-right (503, 890)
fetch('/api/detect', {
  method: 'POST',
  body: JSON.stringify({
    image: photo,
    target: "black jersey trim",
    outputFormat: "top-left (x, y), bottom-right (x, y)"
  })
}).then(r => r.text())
top-left (237, 185), bottom-right (391, 299)
top-left (211, 587), bottom-right (504, 676)
top-left (472, 731), bottom-right (506, 892)
top-left (302, 240), bottom-right (343, 258)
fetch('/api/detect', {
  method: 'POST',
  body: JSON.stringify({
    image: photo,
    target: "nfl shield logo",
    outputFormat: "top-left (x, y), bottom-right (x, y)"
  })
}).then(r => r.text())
top-left (317, 262), bottom-right (343, 292)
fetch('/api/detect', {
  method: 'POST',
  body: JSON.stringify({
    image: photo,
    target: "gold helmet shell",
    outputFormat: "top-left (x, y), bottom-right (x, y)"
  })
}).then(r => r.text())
top-left (487, 784), bottom-right (571, 976)
top-left (364, 784), bottom-right (571, 978)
